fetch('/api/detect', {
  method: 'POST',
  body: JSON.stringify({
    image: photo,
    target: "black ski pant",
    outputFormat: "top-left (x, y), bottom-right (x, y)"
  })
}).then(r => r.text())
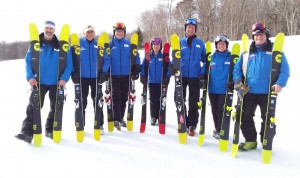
top-left (241, 93), bottom-right (271, 143)
top-left (174, 77), bottom-right (199, 128)
top-left (81, 78), bottom-right (103, 126)
top-left (208, 93), bottom-right (226, 133)
top-left (111, 76), bottom-right (129, 122)
top-left (21, 85), bottom-right (57, 136)
top-left (149, 83), bottom-right (161, 119)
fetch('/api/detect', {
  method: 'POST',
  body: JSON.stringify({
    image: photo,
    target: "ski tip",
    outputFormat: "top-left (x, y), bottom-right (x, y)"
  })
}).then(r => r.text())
top-left (231, 144), bottom-right (239, 157)
top-left (140, 123), bottom-right (146, 133)
top-left (53, 131), bottom-right (61, 144)
top-left (108, 122), bottom-right (114, 132)
top-left (178, 133), bottom-right (187, 144)
top-left (219, 139), bottom-right (229, 152)
top-left (198, 134), bottom-right (205, 146)
top-left (127, 121), bottom-right (133, 131)
top-left (159, 124), bottom-right (165, 134)
top-left (76, 131), bottom-right (84, 143)
top-left (33, 134), bottom-right (42, 147)
top-left (94, 129), bottom-right (101, 141)
top-left (262, 150), bottom-right (272, 164)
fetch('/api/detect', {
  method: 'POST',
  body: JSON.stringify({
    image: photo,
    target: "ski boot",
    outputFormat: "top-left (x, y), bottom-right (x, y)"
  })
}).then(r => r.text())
top-left (213, 130), bottom-right (220, 139)
top-left (15, 133), bottom-right (33, 144)
top-left (114, 121), bottom-right (121, 131)
top-left (150, 117), bottom-right (157, 126)
top-left (188, 126), bottom-right (196, 136)
top-left (238, 141), bottom-right (257, 151)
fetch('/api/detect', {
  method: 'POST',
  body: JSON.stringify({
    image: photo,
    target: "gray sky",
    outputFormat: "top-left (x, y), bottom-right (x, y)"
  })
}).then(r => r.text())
top-left (0, 0), bottom-right (177, 42)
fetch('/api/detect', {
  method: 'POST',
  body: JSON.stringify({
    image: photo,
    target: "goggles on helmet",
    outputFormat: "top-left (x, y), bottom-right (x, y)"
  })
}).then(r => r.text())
top-left (151, 37), bottom-right (162, 45)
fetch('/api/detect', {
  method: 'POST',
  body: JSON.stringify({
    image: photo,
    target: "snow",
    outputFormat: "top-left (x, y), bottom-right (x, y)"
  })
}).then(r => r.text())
top-left (0, 36), bottom-right (299, 178)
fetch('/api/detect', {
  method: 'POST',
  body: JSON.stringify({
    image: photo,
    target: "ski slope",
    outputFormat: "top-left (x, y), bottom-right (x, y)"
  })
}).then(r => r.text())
top-left (0, 35), bottom-right (299, 178)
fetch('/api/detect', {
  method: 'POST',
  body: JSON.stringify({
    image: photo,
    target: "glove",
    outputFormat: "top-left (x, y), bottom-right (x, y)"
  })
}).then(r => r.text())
top-left (162, 77), bottom-right (170, 86)
top-left (199, 74), bottom-right (207, 89)
top-left (169, 64), bottom-right (178, 76)
top-left (234, 80), bottom-right (250, 99)
top-left (98, 73), bottom-right (108, 84)
top-left (140, 76), bottom-right (147, 85)
top-left (132, 73), bottom-right (139, 80)
top-left (131, 64), bottom-right (141, 80)
top-left (226, 82), bottom-right (234, 91)
top-left (71, 72), bottom-right (80, 83)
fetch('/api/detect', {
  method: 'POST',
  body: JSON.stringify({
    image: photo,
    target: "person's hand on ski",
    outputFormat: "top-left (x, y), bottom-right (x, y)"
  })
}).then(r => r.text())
top-left (272, 84), bottom-right (283, 94)
top-left (29, 78), bottom-right (38, 86)
top-left (169, 64), bottom-right (178, 76)
top-left (226, 82), bottom-right (234, 91)
top-left (58, 80), bottom-right (67, 87)
top-left (199, 74), bottom-right (207, 89)
top-left (162, 77), bottom-right (170, 85)
top-left (234, 79), bottom-right (250, 99)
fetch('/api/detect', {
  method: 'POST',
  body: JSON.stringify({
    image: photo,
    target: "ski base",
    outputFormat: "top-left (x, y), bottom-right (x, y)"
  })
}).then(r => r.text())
top-left (140, 123), bottom-right (146, 133)
top-left (231, 144), bottom-right (239, 157)
top-left (108, 122), bottom-right (114, 132)
top-left (178, 132), bottom-right (187, 144)
top-left (219, 139), bottom-right (229, 152)
top-left (262, 149), bottom-right (272, 164)
top-left (159, 124), bottom-right (165, 134)
top-left (94, 129), bottom-right (100, 141)
top-left (127, 121), bottom-right (133, 131)
top-left (76, 131), bottom-right (84, 143)
top-left (198, 134), bottom-right (204, 146)
top-left (53, 131), bottom-right (61, 143)
top-left (33, 134), bottom-right (42, 147)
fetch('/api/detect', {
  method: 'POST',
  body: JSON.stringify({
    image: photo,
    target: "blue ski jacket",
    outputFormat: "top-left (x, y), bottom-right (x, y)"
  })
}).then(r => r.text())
top-left (140, 52), bottom-right (171, 84)
top-left (179, 36), bottom-right (206, 78)
top-left (25, 42), bottom-right (72, 85)
top-left (233, 43), bottom-right (290, 94)
top-left (208, 50), bottom-right (231, 94)
top-left (102, 37), bottom-right (140, 75)
top-left (79, 38), bottom-right (98, 78)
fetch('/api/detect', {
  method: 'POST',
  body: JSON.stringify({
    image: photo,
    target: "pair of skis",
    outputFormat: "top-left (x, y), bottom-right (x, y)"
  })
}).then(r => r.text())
top-left (29, 23), bottom-right (69, 146)
top-left (139, 42), bottom-right (170, 134)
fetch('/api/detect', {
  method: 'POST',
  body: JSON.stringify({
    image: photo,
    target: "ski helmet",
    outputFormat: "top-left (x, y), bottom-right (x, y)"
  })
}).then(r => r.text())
top-left (214, 34), bottom-right (229, 49)
top-left (252, 22), bottom-right (270, 39)
top-left (150, 37), bottom-right (162, 51)
top-left (113, 22), bottom-right (126, 35)
top-left (184, 18), bottom-right (197, 32)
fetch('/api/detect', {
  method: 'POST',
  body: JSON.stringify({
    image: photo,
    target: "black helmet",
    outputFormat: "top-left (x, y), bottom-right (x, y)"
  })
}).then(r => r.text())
top-left (184, 18), bottom-right (197, 32)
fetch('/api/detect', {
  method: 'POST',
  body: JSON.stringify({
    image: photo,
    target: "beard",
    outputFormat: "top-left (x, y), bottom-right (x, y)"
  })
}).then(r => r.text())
top-left (44, 32), bottom-right (54, 39)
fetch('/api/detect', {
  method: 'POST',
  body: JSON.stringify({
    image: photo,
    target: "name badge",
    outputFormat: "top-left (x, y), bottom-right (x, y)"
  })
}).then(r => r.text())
top-left (124, 44), bottom-right (129, 47)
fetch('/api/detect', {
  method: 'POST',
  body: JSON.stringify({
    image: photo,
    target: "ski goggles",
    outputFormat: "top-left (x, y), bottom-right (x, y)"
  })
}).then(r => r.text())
top-left (252, 22), bottom-right (269, 35)
top-left (151, 37), bottom-right (162, 45)
top-left (114, 22), bottom-right (126, 30)
top-left (185, 18), bottom-right (197, 25)
top-left (215, 34), bottom-right (228, 42)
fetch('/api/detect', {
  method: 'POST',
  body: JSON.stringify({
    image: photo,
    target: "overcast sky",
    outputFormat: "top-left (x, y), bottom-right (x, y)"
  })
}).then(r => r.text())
top-left (0, 0), bottom-right (179, 42)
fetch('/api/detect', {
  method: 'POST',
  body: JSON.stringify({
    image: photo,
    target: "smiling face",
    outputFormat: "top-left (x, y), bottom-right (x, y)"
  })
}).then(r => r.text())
top-left (216, 41), bottom-right (227, 52)
top-left (84, 30), bottom-right (95, 41)
top-left (253, 33), bottom-right (267, 45)
top-left (185, 24), bottom-right (196, 37)
top-left (43, 26), bottom-right (55, 40)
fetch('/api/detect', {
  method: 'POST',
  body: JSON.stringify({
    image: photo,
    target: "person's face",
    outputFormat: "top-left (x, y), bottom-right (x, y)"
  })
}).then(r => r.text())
top-left (84, 30), bottom-right (95, 41)
top-left (254, 33), bottom-right (267, 45)
top-left (43, 26), bottom-right (55, 40)
top-left (185, 24), bottom-right (196, 37)
top-left (216, 41), bottom-right (226, 52)
top-left (152, 43), bottom-right (160, 53)
top-left (115, 30), bottom-right (125, 39)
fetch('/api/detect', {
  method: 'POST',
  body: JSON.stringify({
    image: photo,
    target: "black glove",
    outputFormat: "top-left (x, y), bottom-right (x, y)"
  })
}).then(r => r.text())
top-left (132, 73), bottom-right (139, 80)
top-left (226, 82), bottom-right (234, 91)
top-left (162, 77), bottom-right (170, 85)
top-left (140, 76), bottom-right (147, 85)
top-left (71, 72), bottom-right (80, 83)
top-left (169, 65), bottom-right (178, 76)
top-left (199, 74), bottom-right (207, 89)
top-left (99, 73), bottom-right (108, 84)
top-left (131, 64), bottom-right (141, 81)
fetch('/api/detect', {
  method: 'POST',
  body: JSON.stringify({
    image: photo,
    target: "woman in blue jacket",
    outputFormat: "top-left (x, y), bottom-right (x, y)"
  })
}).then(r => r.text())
top-left (208, 34), bottom-right (231, 139)
top-left (140, 37), bottom-right (171, 126)
top-left (15, 21), bottom-right (72, 143)
top-left (101, 22), bottom-right (141, 130)
top-left (233, 22), bottom-right (290, 151)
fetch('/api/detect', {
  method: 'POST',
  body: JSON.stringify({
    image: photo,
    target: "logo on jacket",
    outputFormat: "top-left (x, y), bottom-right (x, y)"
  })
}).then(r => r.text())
top-left (249, 54), bottom-right (255, 60)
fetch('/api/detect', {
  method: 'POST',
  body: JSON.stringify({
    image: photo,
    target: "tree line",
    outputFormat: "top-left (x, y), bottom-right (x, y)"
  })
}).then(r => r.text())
top-left (1, 0), bottom-right (299, 60)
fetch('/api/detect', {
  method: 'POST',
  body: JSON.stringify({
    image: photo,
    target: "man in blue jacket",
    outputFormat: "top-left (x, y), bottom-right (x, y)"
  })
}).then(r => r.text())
top-left (170, 18), bottom-right (206, 136)
top-left (233, 22), bottom-right (290, 151)
top-left (15, 21), bottom-right (72, 143)
top-left (101, 22), bottom-right (141, 130)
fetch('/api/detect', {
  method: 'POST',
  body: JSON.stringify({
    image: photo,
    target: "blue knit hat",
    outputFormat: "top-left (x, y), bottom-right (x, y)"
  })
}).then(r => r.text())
top-left (44, 21), bottom-right (55, 29)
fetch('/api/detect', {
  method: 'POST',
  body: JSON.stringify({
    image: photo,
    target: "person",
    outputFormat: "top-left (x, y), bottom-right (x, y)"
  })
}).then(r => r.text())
top-left (140, 37), bottom-right (171, 126)
top-left (233, 22), bottom-right (290, 151)
top-left (169, 18), bottom-right (206, 136)
top-left (207, 34), bottom-right (231, 139)
top-left (15, 21), bottom-right (73, 143)
top-left (101, 22), bottom-right (141, 130)
top-left (71, 25), bottom-right (105, 134)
